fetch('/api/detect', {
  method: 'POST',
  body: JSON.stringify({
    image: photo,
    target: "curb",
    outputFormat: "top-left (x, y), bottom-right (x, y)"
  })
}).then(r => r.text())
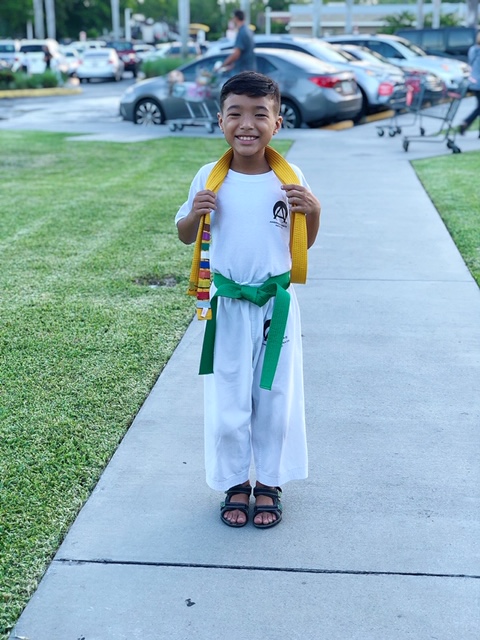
top-left (0, 87), bottom-right (82, 99)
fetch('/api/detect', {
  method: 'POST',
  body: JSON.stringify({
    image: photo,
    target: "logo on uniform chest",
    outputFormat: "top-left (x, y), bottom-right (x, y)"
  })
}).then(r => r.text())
top-left (270, 200), bottom-right (288, 229)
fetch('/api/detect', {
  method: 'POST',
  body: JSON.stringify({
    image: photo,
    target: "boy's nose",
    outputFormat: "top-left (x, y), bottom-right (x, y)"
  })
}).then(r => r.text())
top-left (240, 115), bottom-right (255, 129)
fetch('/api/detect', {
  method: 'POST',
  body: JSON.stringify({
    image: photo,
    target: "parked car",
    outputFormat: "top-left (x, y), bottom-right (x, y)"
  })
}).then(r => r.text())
top-left (226, 34), bottom-right (409, 119)
top-left (60, 46), bottom-right (82, 76)
top-left (0, 39), bottom-right (19, 69)
top-left (395, 27), bottom-right (478, 62)
top-left (120, 48), bottom-right (362, 128)
top-left (336, 43), bottom-right (446, 104)
top-left (70, 40), bottom-right (107, 55)
top-left (325, 34), bottom-right (470, 90)
top-left (13, 39), bottom-right (68, 75)
top-left (76, 48), bottom-right (124, 82)
top-left (142, 41), bottom-right (202, 62)
top-left (133, 43), bottom-right (156, 60)
top-left (105, 40), bottom-right (140, 77)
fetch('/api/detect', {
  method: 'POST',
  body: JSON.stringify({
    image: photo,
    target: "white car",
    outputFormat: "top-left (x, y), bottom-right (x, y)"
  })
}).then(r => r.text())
top-left (13, 38), bottom-right (68, 75)
top-left (133, 43), bottom-right (156, 60)
top-left (325, 34), bottom-right (470, 90)
top-left (0, 39), bottom-right (19, 69)
top-left (76, 48), bottom-right (124, 82)
top-left (70, 40), bottom-right (107, 55)
top-left (60, 46), bottom-right (82, 76)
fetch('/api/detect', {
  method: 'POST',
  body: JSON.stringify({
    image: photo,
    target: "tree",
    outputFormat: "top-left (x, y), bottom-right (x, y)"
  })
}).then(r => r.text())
top-left (0, 0), bottom-right (32, 37)
top-left (382, 11), bottom-right (415, 34)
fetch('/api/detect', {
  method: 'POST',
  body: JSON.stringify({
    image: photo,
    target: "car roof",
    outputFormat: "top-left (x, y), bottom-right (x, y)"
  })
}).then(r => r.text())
top-left (200, 46), bottom-right (345, 74)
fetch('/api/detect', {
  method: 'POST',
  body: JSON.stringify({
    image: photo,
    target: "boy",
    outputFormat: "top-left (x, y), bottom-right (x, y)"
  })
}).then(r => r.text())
top-left (175, 71), bottom-right (321, 528)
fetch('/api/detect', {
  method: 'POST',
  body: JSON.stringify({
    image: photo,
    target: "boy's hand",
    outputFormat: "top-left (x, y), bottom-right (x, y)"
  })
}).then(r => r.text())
top-left (281, 184), bottom-right (321, 217)
top-left (177, 189), bottom-right (217, 245)
top-left (281, 184), bottom-right (321, 249)
top-left (192, 189), bottom-right (217, 218)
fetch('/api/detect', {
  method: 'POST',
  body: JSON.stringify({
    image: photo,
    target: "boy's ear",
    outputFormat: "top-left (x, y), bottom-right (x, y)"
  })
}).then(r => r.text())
top-left (273, 115), bottom-right (283, 134)
top-left (217, 112), bottom-right (224, 130)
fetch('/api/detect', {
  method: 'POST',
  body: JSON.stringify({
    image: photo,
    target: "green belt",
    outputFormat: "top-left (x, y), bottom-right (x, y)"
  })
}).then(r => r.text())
top-left (199, 271), bottom-right (291, 391)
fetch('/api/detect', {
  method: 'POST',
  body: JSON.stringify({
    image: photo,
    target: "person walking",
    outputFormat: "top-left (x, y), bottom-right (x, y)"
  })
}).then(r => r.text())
top-left (459, 31), bottom-right (480, 135)
top-left (221, 10), bottom-right (256, 73)
top-left (175, 72), bottom-right (321, 529)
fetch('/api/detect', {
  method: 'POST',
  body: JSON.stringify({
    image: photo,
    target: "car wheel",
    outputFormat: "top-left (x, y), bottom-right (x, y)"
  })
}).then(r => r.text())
top-left (280, 99), bottom-right (301, 129)
top-left (134, 99), bottom-right (164, 126)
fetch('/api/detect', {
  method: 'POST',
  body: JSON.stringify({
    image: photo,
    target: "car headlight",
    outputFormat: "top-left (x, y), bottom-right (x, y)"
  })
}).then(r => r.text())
top-left (123, 86), bottom-right (135, 96)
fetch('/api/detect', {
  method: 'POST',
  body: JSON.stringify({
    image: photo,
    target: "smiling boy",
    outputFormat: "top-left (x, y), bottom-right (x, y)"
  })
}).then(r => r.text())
top-left (175, 71), bottom-right (321, 528)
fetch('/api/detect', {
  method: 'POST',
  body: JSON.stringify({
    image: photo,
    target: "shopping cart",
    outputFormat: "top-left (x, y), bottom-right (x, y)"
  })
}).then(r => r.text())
top-left (402, 79), bottom-right (470, 153)
top-left (376, 75), bottom-right (443, 138)
top-left (165, 70), bottom-right (221, 134)
top-left (375, 84), bottom-right (411, 138)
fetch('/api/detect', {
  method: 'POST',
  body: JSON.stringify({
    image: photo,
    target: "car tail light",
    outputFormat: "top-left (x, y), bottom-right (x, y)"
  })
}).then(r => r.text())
top-left (378, 82), bottom-right (394, 96)
top-left (108, 58), bottom-right (115, 65)
top-left (309, 75), bottom-right (342, 89)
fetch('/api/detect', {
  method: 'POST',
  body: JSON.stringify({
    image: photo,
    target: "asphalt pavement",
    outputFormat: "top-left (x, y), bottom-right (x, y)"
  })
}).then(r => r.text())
top-left (7, 98), bottom-right (480, 640)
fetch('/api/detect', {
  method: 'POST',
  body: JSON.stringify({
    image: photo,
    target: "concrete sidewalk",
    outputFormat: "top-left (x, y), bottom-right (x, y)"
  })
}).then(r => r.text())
top-left (10, 111), bottom-right (480, 639)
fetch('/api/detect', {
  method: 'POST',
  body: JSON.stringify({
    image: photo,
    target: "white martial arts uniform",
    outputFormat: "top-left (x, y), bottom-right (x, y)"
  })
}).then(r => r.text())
top-left (176, 163), bottom-right (309, 491)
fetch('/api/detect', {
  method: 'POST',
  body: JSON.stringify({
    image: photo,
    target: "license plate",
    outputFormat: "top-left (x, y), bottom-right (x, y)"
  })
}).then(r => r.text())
top-left (340, 80), bottom-right (354, 94)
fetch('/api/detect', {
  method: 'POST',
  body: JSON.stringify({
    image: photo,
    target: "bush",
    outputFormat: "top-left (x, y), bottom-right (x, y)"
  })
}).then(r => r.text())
top-left (141, 57), bottom-right (195, 79)
top-left (41, 70), bottom-right (60, 88)
top-left (0, 68), bottom-right (15, 88)
top-left (0, 70), bottom-right (59, 90)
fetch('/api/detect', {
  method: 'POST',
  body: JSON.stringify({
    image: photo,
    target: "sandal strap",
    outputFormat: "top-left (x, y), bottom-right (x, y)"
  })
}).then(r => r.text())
top-left (253, 486), bottom-right (282, 500)
top-left (253, 503), bottom-right (282, 517)
top-left (220, 501), bottom-right (249, 516)
top-left (225, 484), bottom-right (252, 499)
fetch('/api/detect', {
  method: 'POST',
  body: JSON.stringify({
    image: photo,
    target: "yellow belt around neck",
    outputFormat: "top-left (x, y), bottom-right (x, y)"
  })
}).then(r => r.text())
top-left (187, 145), bottom-right (308, 320)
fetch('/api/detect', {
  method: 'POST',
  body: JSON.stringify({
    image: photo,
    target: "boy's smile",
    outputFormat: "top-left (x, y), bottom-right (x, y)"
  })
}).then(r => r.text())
top-left (218, 93), bottom-right (283, 172)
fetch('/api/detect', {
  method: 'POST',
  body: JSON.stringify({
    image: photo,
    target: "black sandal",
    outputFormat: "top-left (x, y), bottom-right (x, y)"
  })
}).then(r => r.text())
top-left (220, 483), bottom-right (252, 528)
top-left (253, 486), bottom-right (283, 529)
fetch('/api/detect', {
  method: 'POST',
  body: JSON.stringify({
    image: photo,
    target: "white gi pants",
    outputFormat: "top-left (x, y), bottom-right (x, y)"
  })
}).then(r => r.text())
top-left (203, 285), bottom-right (308, 491)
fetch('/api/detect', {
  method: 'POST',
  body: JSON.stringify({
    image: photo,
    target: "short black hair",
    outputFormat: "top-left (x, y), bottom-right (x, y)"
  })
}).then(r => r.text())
top-left (219, 71), bottom-right (281, 114)
top-left (233, 10), bottom-right (245, 21)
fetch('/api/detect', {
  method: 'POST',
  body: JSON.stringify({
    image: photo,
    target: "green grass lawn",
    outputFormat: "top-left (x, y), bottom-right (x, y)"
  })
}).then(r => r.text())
top-left (413, 150), bottom-right (480, 286)
top-left (0, 131), bottom-right (291, 638)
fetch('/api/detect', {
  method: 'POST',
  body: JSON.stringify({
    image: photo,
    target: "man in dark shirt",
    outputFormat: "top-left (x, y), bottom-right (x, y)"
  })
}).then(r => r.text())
top-left (222, 10), bottom-right (256, 72)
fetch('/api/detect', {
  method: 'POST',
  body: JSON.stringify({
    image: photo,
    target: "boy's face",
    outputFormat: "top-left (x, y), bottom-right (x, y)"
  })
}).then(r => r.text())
top-left (218, 93), bottom-right (282, 160)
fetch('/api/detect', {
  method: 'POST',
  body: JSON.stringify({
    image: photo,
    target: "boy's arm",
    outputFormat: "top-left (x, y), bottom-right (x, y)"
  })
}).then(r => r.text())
top-left (176, 189), bottom-right (217, 245)
top-left (281, 184), bottom-right (321, 249)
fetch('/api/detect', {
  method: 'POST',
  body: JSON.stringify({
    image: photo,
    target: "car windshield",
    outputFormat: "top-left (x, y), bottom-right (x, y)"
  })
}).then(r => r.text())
top-left (108, 42), bottom-right (132, 51)
top-left (20, 45), bottom-right (44, 53)
top-left (261, 49), bottom-right (340, 73)
top-left (393, 38), bottom-right (427, 59)
top-left (300, 40), bottom-right (349, 63)
top-left (351, 46), bottom-right (391, 65)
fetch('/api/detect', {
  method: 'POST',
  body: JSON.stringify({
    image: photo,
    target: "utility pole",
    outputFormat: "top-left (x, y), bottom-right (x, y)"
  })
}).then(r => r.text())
top-left (416, 0), bottom-right (424, 28)
top-left (178, 0), bottom-right (190, 58)
top-left (312, 0), bottom-right (322, 38)
top-left (32, 0), bottom-right (45, 39)
top-left (44, 0), bottom-right (56, 39)
top-left (111, 0), bottom-right (121, 39)
top-left (432, 0), bottom-right (441, 28)
top-left (345, 0), bottom-right (354, 34)
top-left (241, 0), bottom-right (251, 27)
top-left (466, 0), bottom-right (479, 27)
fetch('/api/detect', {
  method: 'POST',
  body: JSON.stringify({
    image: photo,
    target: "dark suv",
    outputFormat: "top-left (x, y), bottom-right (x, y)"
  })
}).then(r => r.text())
top-left (106, 40), bottom-right (140, 76)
